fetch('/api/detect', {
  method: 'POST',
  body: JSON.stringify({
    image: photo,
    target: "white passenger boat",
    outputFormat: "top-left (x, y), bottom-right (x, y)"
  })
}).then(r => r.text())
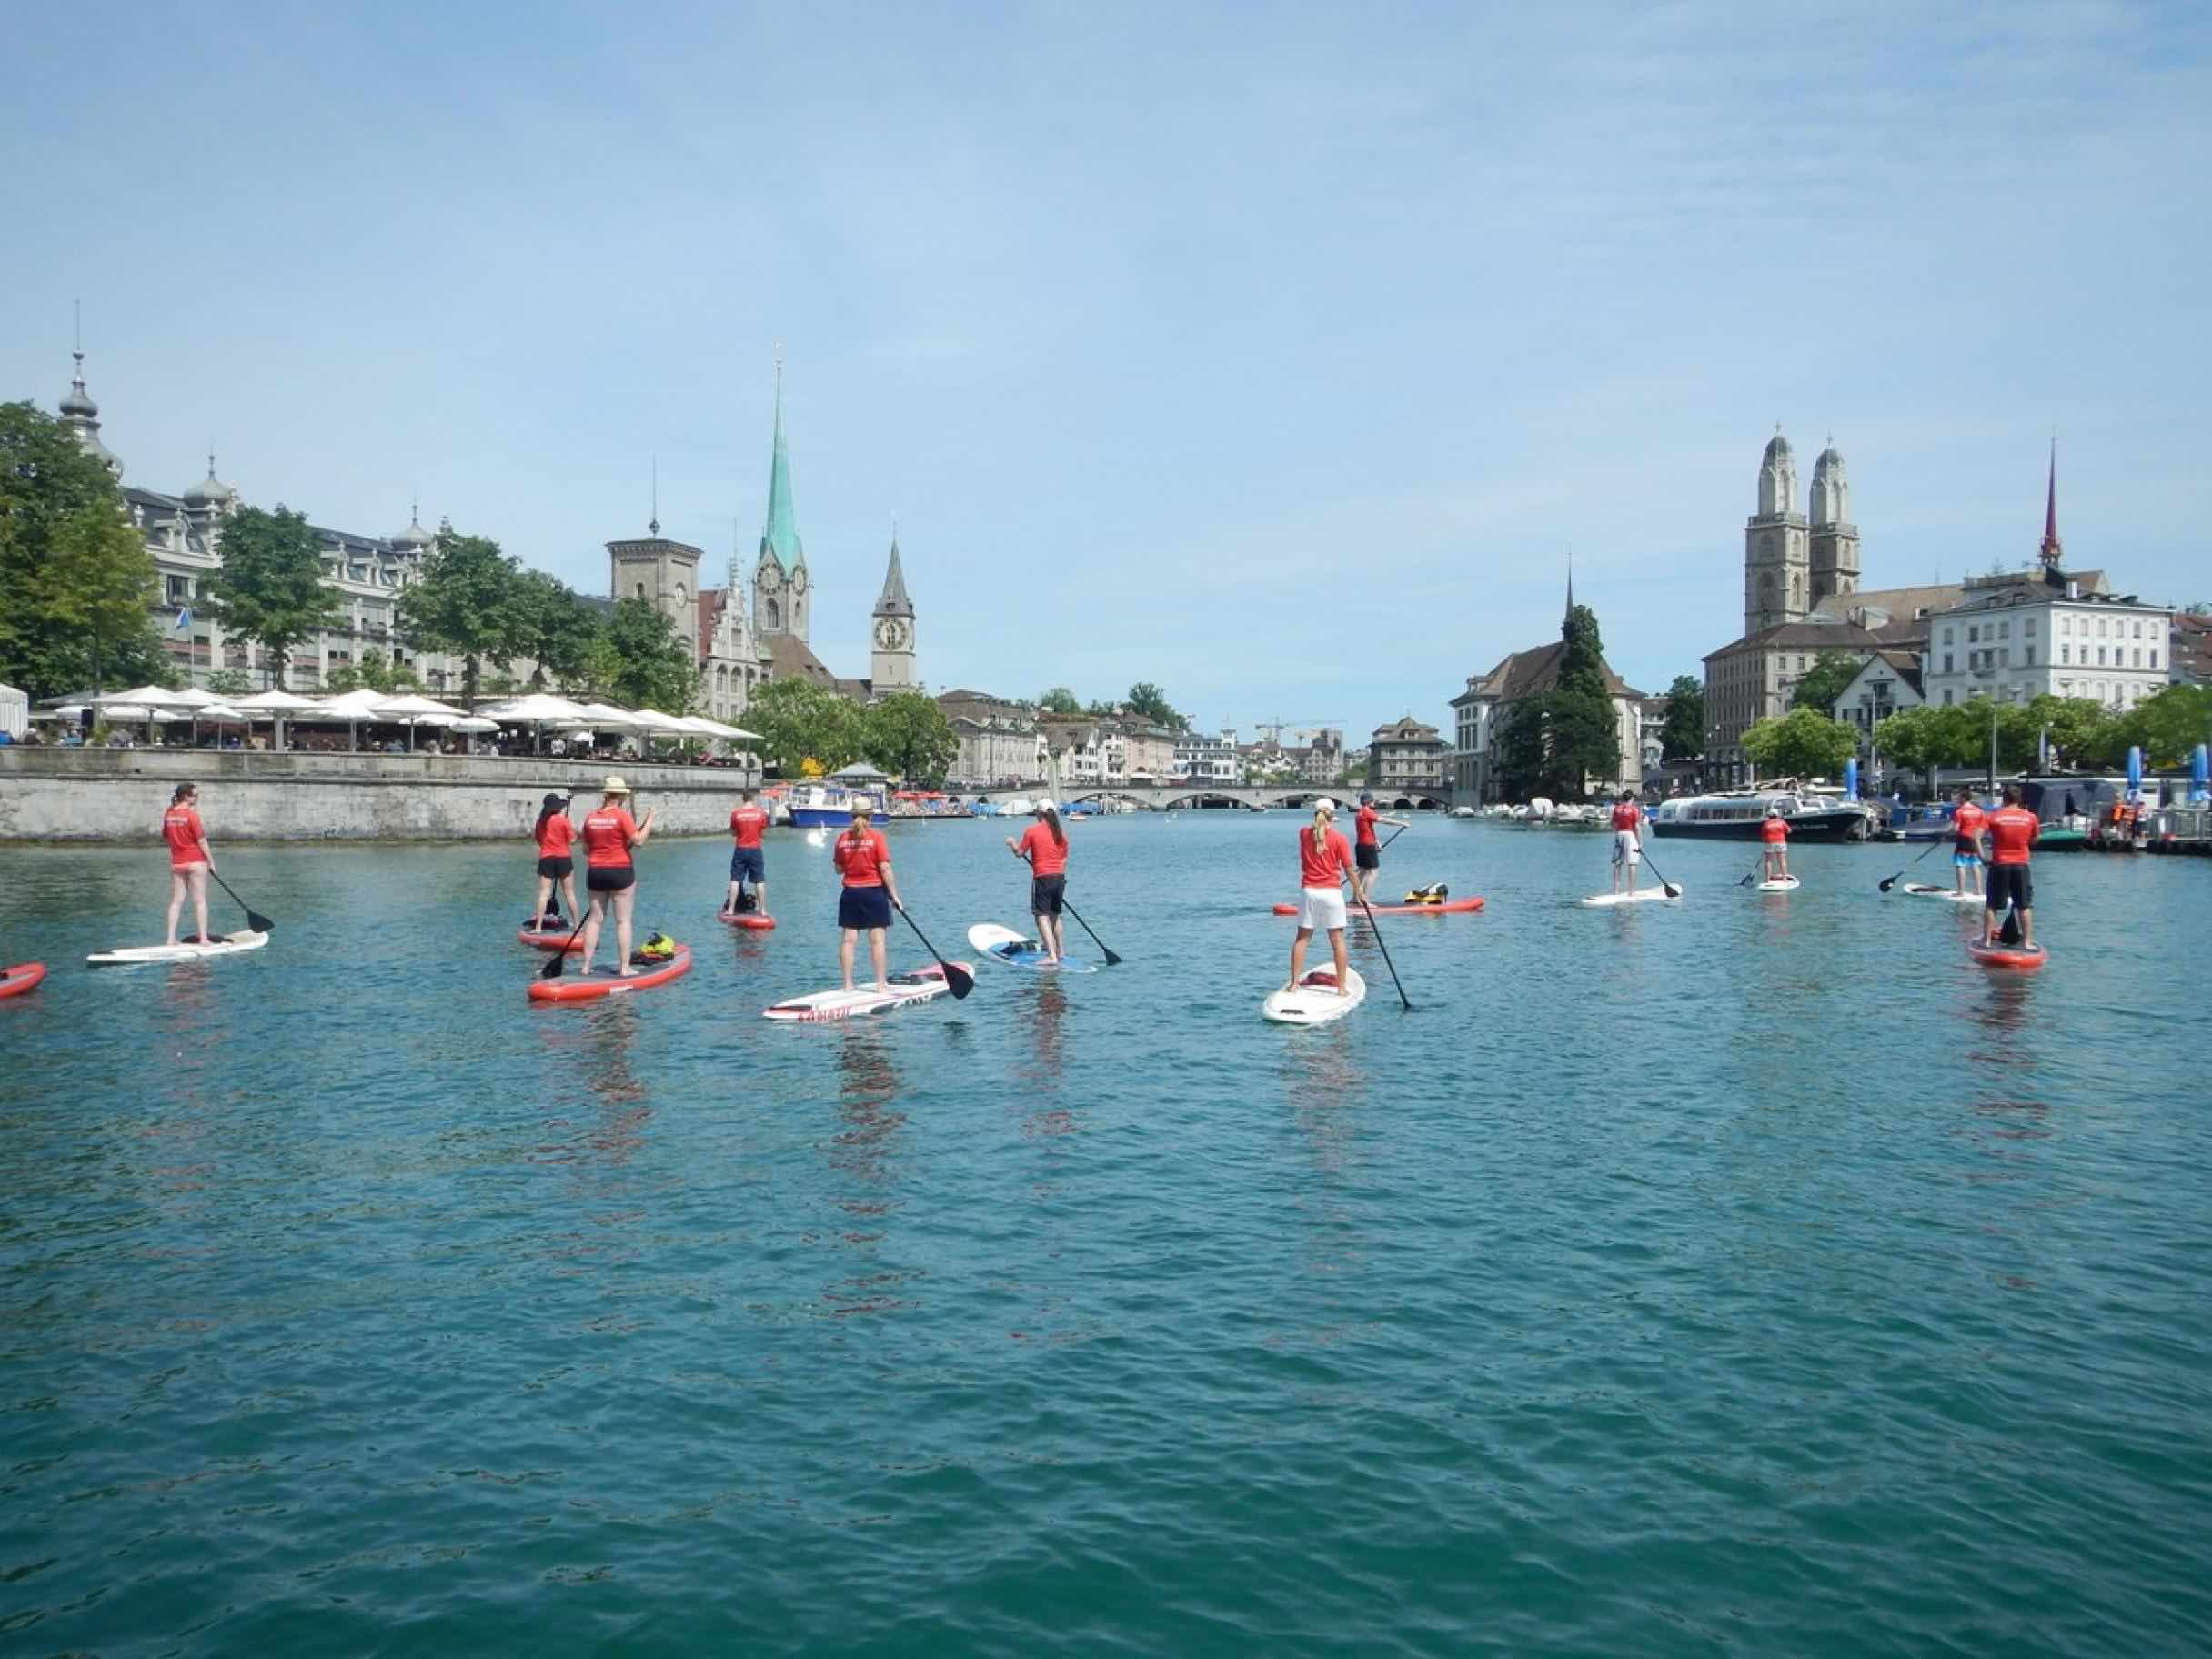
top-left (1647, 788), bottom-right (1870, 842)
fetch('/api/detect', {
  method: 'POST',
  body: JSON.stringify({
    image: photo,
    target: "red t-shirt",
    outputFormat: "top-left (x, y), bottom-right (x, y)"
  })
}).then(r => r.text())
top-left (729, 805), bottom-right (769, 849)
top-left (1354, 805), bottom-right (1380, 847)
top-left (163, 806), bottom-right (206, 867)
top-left (834, 829), bottom-right (891, 888)
top-left (1953, 801), bottom-right (1987, 847)
top-left (1299, 827), bottom-right (1352, 890)
top-left (1018, 821), bottom-right (1068, 877)
top-left (1611, 801), bottom-right (1642, 832)
top-left (1986, 806), bottom-right (2039, 865)
top-left (581, 808), bottom-right (638, 869)
top-left (536, 813), bottom-right (574, 859)
top-left (1761, 816), bottom-right (1789, 844)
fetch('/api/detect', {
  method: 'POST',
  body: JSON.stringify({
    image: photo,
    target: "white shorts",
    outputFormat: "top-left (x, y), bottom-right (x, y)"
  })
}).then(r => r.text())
top-left (1298, 886), bottom-right (1348, 931)
top-left (1613, 829), bottom-right (1641, 865)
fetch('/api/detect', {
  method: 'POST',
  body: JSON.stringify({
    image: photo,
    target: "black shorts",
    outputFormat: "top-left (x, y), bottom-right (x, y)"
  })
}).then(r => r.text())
top-left (537, 855), bottom-right (573, 879)
top-left (1031, 873), bottom-right (1067, 917)
top-left (839, 885), bottom-right (893, 931)
top-left (729, 846), bottom-right (765, 884)
top-left (1985, 863), bottom-right (2033, 911)
top-left (586, 865), bottom-right (636, 893)
top-left (1354, 843), bottom-right (1380, 870)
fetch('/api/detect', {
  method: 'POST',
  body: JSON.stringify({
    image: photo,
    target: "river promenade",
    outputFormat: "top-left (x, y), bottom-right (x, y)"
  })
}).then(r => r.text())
top-left (3, 816), bottom-right (2207, 1655)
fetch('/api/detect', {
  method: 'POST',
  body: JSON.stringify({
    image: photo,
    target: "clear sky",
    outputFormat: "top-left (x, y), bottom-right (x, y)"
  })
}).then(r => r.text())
top-left (5, 2), bottom-right (2207, 735)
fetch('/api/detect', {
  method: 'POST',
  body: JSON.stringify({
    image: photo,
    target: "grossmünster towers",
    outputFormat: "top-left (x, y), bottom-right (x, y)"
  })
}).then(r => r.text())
top-left (1743, 429), bottom-right (1860, 636)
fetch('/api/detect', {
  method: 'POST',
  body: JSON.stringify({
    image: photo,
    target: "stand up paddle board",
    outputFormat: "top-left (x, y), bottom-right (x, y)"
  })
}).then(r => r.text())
top-left (1967, 938), bottom-right (2047, 970)
top-left (966, 923), bottom-right (1095, 972)
top-left (528, 945), bottom-right (692, 1002)
top-left (1755, 875), bottom-right (1801, 892)
top-left (1262, 966), bottom-right (1367, 1025)
top-left (519, 923), bottom-right (584, 951)
top-left (1903, 884), bottom-right (1982, 902)
top-left (719, 910), bottom-right (777, 931)
top-left (763, 961), bottom-right (974, 1023)
top-left (88, 930), bottom-right (269, 967)
top-left (0, 962), bottom-right (47, 1000)
top-left (1270, 897), bottom-right (1485, 917)
top-left (1578, 889), bottom-right (1681, 907)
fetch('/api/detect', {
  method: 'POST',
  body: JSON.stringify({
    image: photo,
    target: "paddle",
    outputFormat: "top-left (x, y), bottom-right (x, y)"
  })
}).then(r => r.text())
top-left (1352, 888), bottom-right (1413, 1011)
top-left (1637, 847), bottom-right (1684, 900)
top-left (893, 903), bottom-right (974, 999)
top-left (538, 908), bottom-right (589, 978)
top-left (1020, 850), bottom-right (1123, 966)
top-left (1878, 836), bottom-right (1943, 894)
top-left (208, 871), bottom-right (274, 933)
top-left (1737, 856), bottom-right (1765, 889)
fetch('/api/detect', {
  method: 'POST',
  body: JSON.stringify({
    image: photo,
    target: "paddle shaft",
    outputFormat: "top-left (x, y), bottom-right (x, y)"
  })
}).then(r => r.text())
top-left (1353, 888), bottom-right (1413, 1011)
top-left (893, 903), bottom-right (974, 999)
top-left (207, 870), bottom-right (273, 933)
top-left (1879, 834), bottom-right (1945, 892)
top-left (1019, 850), bottom-right (1122, 966)
top-left (1637, 845), bottom-right (1683, 900)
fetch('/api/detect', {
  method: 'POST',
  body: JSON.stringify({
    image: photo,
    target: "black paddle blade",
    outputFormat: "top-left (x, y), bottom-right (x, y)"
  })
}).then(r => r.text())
top-left (540, 920), bottom-right (588, 978)
top-left (945, 963), bottom-right (975, 1000)
top-left (1099, 945), bottom-right (1124, 967)
top-left (1879, 873), bottom-right (1903, 892)
top-left (1999, 908), bottom-right (2023, 946)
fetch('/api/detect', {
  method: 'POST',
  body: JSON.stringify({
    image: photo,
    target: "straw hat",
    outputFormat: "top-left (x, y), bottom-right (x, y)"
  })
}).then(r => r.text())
top-left (601, 775), bottom-right (631, 796)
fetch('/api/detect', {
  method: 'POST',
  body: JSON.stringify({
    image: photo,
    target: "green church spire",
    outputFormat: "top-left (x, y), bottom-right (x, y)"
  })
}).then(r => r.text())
top-left (759, 353), bottom-right (804, 576)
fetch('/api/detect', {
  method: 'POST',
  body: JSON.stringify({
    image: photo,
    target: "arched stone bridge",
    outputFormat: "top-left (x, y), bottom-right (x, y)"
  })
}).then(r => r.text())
top-left (970, 784), bottom-right (1455, 812)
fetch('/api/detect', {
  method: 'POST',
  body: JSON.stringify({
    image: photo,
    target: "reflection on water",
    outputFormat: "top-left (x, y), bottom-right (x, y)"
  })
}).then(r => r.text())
top-left (529, 1001), bottom-right (654, 1168)
top-left (822, 1031), bottom-right (913, 1315)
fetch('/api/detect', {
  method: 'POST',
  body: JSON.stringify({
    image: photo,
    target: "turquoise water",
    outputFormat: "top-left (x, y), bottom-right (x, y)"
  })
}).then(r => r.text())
top-left (4, 815), bottom-right (2208, 1656)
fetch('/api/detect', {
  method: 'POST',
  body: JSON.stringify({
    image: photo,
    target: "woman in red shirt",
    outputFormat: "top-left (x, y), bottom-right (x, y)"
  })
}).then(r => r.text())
top-left (1006, 800), bottom-right (1070, 963)
top-left (529, 792), bottom-right (578, 928)
top-left (578, 776), bottom-right (656, 976)
top-left (1760, 805), bottom-right (1791, 881)
top-left (833, 800), bottom-right (903, 992)
top-left (1288, 799), bottom-right (1354, 998)
top-left (161, 783), bottom-right (215, 946)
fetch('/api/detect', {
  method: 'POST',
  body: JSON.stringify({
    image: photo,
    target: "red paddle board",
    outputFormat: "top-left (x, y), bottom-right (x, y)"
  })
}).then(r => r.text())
top-left (1967, 939), bottom-right (2047, 970)
top-left (1272, 897), bottom-right (1485, 917)
top-left (0, 962), bottom-right (46, 1000)
top-left (719, 911), bottom-right (777, 931)
top-left (518, 926), bottom-right (584, 952)
top-left (528, 946), bottom-right (692, 1002)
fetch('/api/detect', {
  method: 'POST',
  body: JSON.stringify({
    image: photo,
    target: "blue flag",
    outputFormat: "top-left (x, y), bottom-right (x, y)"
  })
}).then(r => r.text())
top-left (173, 606), bottom-right (193, 633)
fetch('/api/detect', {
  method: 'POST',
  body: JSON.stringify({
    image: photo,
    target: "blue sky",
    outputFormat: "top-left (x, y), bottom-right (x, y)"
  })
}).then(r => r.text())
top-left (5, 2), bottom-right (2207, 736)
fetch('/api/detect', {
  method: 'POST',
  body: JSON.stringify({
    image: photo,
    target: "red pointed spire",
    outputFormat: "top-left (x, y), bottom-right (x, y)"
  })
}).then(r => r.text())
top-left (2038, 438), bottom-right (2063, 568)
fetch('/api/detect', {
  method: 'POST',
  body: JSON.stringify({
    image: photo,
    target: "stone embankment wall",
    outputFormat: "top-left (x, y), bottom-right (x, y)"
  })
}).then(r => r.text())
top-left (0, 750), bottom-right (759, 841)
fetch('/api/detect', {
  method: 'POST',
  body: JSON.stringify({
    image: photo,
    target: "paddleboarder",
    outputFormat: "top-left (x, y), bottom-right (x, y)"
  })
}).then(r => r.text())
top-left (1950, 786), bottom-right (1988, 899)
top-left (1609, 789), bottom-right (1644, 897)
top-left (1351, 792), bottom-right (1410, 904)
top-left (529, 793), bottom-right (578, 928)
top-left (578, 777), bottom-right (656, 978)
top-left (161, 783), bottom-right (214, 946)
top-left (1982, 783), bottom-right (2040, 950)
top-left (1286, 799), bottom-right (1354, 999)
top-left (834, 800), bottom-right (902, 993)
top-left (724, 787), bottom-right (771, 920)
top-left (1006, 799), bottom-right (1069, 964)
top-left (1759, 804), bottom-right (1791, 883)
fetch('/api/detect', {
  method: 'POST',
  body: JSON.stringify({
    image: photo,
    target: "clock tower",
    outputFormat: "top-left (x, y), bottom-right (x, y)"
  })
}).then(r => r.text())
top-left (870, 530), bottom-right (918, 691)
top-left (751, 354), bottom-right (809, 644)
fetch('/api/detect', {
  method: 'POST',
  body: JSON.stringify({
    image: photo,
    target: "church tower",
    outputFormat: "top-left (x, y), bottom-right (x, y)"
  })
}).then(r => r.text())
top-left (1807, 441), bottom-right (1859, 608)
top-left (1744, 428), bottom-right (1808, 635)
top-left (58, 331), bottom-right (123, 479)
top-left (607, 480), bottom-right (702, 655)
top-left (870, 528), bottom-right (918, 691)
top-left (750, 355), bottom-right (809, 643)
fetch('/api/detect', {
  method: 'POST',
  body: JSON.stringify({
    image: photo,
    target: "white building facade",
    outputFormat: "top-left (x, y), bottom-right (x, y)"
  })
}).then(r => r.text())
top-left (1174, 729), bottom-right (1242, 784)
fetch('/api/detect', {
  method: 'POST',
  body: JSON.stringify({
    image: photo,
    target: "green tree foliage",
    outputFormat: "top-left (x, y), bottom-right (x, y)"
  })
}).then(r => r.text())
top-left (516, 568), bottom-right (603, 689)
top-left (862, 690), bottom-right (960, 785)
top-left (1660, 675), bottom-right (1704, 760)
top-left (326, 648), bottom-right (421, 696)
top-left (396, 530), bottom-right (535, 707)
top-left (206, 669), bottom-right (255, 698)
top-left (200, 505), bottom-right (344, 690)
top-left (1741, 707), bottom-right (1861, 779)
top-left (0, 401), bottom-right (170, 697)
top-left (602, 598), bottom-right (699, 713)
top-left (1872, 705), bottom-right (1948, 780)
top-left (1496, 603), bottom-right (1622, 799)
top-left (1038, 685), bottom-right (1082, 716)
top-left (1789, 649), bottom-right (1867, 713)
top-left (748, 677), bottom-right (868, 776)
top-left (2125, 683), bottom-right (2212, 767)
top-left (1125, 681), bottom-right (1190, 731)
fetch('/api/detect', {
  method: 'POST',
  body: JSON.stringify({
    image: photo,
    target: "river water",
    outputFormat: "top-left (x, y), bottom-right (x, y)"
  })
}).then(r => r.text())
top-left (3, 814), bottom-right (2207, 1656)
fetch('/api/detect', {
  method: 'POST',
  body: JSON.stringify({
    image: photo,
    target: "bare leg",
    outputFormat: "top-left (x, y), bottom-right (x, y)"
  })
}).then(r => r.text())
top-left (756, 880), bottom-right (769, 920)
top-left (723, 878), bottom-right (739, 914)
top-left (2018, 903), bottom-right (2033, 950)
top-left (191, 870), bottom-right (211, 941)
top-left (1329, 926), bottom-right (1350, 995)
top-left (1288, 924), bottom-right (1312, 990)
top-left (166, 871), bottom-right (186, 946)
top-left (614, 886), bottom-right (637, 975)
top-left (870, 927), bottom-right (890, 991)
top-left (1044, 914), bottom-right (1065, 960)
top-left (562, 871), bottom-right (580, 919)
top-left (840, 928), bottom-right (858, 991)
top-left (534, 873), bottom-right (554, 920)
top-left (1628, 853), bottom-right (1639, 896)
top-left (581, 892), bottom-right (606, 973)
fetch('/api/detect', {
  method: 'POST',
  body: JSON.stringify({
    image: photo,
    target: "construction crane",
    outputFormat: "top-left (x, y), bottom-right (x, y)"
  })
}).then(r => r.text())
top-left (1254, 717), bottom-right (1343, 747)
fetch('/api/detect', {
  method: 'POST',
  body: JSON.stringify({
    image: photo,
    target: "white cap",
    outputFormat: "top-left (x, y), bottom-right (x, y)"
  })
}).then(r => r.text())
top-left (1314, 797), bottom-right (1337, 814)
top-left (1032, 799), bottom-right (1058, 813)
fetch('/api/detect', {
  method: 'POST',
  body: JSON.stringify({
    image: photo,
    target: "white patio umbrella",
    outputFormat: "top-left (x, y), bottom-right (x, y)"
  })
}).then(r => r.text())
top-left (90, 684), bottom-right (198, 709)
top-left (231, 687), bottom-right (325, 750)
top-left (572, 702), bottom-right (641, 728)
top-left (481, 692), bottom-right (591, 756)
top-left (312, 688), bottom-right (397, 751)
top-left (374, 692), bottom-right (466, 753)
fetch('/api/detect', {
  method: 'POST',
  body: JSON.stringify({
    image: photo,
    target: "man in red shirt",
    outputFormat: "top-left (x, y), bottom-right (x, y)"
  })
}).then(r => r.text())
top-left (723, 788), bottom-right (772, 920)
top-left (1950, 787), bottom-right (1988, 898)
top-left (1351, 792), bottom-right (1411, 904)
top-left (1609, 790), bottom-right (1645, 896)
top-left (1982, 782), bottom-right (2041, 949)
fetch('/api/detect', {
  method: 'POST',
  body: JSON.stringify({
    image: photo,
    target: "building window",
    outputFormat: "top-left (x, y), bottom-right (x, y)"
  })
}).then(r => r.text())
top-left (166, 574), bottom-right (192, 603)
top-left (2026, 618), bottom-right (2037, 637)
top-left (2132, 648), bottom-right (2141, 667)
top-left (1943, 628), bottom-right (1954, 645)
top-left (2060, 644), bottom-right (2070, 664)
top-left (2026, 646), bottom-right (2036, 667)
top-left (2097, 618), bottom-right (2107, 638)
top-left (1943, 654), bottom-right (1954, 673)
top-left (1943, 689), bottom-right (1955, 706)
top-left (2132, 621), bottom-right (2143, 638)
top-left (1999, 620), bottom-right (2010, 638)
top-left (2151, 649), bottom-right (2160, 669)
top-left (1968, 625), bottom-right (1980, 643)
top-left (2096, 646), bottom-right (2106, 665)
top-left (2059, 615), bottom-right (2071, 635)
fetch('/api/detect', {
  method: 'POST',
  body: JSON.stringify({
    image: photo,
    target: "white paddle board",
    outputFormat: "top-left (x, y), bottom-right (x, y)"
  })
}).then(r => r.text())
top-left (1578, 888), bottom-right (1681, 906)
top-left (1262, 966), bottom-right (1367, 1025)
top-left (1903, 884), bottom-right (1982, 903)
top-left (88, 930), bottom-right (269, 967)
top-left (1755, 876), bottom-right (1801, 892)
top-left (762, 961), bottom-right (974, 1023)
top-left (966, 923), bottom-right (1097, 973)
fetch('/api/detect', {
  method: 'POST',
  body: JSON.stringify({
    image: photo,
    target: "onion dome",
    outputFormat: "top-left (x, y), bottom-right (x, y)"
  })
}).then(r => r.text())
top-left (183, 453), bottom-right (236, 508)
top-left (391, 500), bottom-right (433, 550)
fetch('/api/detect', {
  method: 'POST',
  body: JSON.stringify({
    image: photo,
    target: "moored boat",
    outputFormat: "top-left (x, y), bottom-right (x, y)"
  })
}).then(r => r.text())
top-left (1648, 788), bottom-right (1870, 842)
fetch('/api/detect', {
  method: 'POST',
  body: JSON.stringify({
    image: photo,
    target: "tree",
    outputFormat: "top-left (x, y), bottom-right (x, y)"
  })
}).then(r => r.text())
top-left (862, 690), bottom-right (959, 785)
top-left (1039, 685), bottom-right (1082, 716)
top-left (0, 401), bottom-right (170, 698)
top-left (1741, 707), bottom-right (1860, 779)
top-left (1493, 604), bottom-right (1622, 800)
top-left (326, 648), bottom-right (420, 696)
top-left (1873, 706), bottom-right (1947, 785)
top-left (516, 568), bottom-right (603, 689)
top-left (2124, 683), bottom-right (2212, 768)
top-left (1660, 675), bottom-right (1704, 760)
top-left (206, 669), bottom-right (255, 698)
top-left (2025, 695), bottom-right (2122, 770)
top-left (200, 505), bottom-right (344, 690)
top-left (396, 530), bottom-right (534, 708)
top-left (748, 677), bottom-right (868, 776)
top-left (1789, 649), bottom-right (1866, 714)
top-left (602, 598), bottom-right (699, 713)
top-left (1125, 681), bottom-right (1190, 731)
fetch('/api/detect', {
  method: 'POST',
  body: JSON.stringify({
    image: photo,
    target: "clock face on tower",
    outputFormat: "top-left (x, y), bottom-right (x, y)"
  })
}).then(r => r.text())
top-left (793, 568), bottom-right (809, 594)
top-left (875, 618), bottom-right (907, 649)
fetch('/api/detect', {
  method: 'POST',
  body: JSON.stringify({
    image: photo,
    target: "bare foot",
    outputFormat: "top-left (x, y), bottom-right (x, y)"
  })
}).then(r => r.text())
top-left (618, 967), bottom-right (638, 978)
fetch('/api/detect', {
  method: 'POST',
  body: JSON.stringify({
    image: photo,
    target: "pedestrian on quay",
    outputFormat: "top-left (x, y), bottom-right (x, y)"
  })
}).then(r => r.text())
top-left (1286, 799), bottom-right (1354, 999)
top-left (1007, 799), bottom-right (1069, 963)
top-left (834, 800), bottom-right (901, 993)
top-left (578, 777), bottom-right (655, 977)
top-left (1352, 791), bottom-right (1410, 904)
top-left (1983, 782), bottom-right (2041, 950)
top-left (1951, 786), bottom-right (1988, 898)
top-left (529, 792), bottom-right (578, 927)
top-left (723, 788), bottom-right (772, 920)
top-left (1761, 803), bottom-right (1791, 883)
top-left (1610, 789), bottom-right (1644, 897)
top-left (161, 782), bottom-right (215, 946)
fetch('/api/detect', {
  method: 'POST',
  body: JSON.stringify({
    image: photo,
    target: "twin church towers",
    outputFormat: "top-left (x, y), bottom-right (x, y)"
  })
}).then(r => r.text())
top-left (1742, 428), bottom-right (1860, 637)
